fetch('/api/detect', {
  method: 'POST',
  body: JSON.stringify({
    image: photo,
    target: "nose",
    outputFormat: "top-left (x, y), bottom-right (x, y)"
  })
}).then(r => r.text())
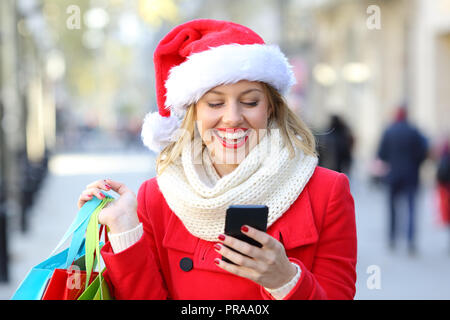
top-left (222, 101), bottom-right (243, 125)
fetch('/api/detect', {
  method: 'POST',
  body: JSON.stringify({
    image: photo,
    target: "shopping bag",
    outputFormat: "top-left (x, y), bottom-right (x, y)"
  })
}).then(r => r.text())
top-left (11, 192), bottom-right (112, 300)
top-left (78, 212), bottom-right (114, 300)
top-left (11, 243), bottom-right (85, 300)
top-left (77, 268), bottom-right (112, 300)
top-left (41, 243), bottom-right (105, 300)
top-left (40, 243), bottom-right (107, 300)
top-left (41, 196), bottom-right (113, 300)
top-left (41, 268), bottom-right (98, 300)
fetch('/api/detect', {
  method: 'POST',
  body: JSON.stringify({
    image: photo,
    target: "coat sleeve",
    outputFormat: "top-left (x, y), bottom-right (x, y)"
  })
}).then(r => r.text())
top-left (101, 180), bottom-right (169, 299)
top-left (260, 173), bottom-right (357, 300)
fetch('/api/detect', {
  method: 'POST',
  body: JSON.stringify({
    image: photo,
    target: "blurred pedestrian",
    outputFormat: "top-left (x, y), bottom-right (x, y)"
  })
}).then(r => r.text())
top-left (436, 140), bottom-right (450, 251)
top-left (377, 106), bottom-right (428, 255)
top-left (318, 114), bottom-right (354, 176)
top-left (76, 19), bottom-right (357, 300)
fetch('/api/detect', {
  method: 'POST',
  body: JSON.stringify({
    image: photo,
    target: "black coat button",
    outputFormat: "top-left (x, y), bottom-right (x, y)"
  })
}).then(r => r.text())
top-left (180, 257), bottom-right (193, 272)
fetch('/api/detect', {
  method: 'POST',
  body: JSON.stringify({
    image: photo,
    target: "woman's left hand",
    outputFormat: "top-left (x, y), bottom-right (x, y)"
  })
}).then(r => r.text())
top-left (214, 225), bottom-right (297, 289)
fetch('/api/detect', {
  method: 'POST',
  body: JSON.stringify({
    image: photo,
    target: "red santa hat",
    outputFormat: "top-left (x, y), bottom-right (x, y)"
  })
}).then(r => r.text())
top-left (141, 19), bottom-right (296, 152)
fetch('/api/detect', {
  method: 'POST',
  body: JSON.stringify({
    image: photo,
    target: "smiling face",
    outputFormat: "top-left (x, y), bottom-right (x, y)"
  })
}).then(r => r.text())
top-left (195, 80), bottom-right (272, 175)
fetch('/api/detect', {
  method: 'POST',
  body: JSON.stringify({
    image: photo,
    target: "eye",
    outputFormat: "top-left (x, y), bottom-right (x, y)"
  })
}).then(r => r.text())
top-left (242, 101), bottom-right (258, 106)
top-left (207, 102), bottom-right (224, 108)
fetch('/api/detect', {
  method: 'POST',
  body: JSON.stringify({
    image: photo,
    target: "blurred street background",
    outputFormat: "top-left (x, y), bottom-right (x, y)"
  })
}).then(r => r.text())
top-left (0, 0), bottom-right (449, 299)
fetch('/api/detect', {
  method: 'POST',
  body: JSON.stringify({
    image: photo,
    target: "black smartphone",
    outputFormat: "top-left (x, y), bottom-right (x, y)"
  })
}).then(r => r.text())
top-left (222, 205), bottom-right (269, 264)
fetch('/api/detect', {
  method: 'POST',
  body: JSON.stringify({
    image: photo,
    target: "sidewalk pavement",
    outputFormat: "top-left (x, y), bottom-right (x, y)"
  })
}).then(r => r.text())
top-left (0, 152), bottom-right (449, 299)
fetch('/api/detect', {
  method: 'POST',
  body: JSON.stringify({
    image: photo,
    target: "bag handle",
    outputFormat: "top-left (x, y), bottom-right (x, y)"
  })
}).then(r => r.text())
top-left (66, 194), bottom-right (114, 268)
top-left (85, 196), bottom-right (114, 297)
top-left (50, 192), bottom-right (114, 269)
top-left (50, 196), bottom-right (103, 262)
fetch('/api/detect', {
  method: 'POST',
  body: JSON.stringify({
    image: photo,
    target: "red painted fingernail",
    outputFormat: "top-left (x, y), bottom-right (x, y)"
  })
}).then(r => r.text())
top-left (241, 225), bottom-right (249, 233)
top-left (100, 193), bottom-right (105, 198)
top-left (105, 184), bottom-right (111, 189)
top-left (214, 258), bottom-right (221, 265)
top-left (214, 243), bottom-right (222, 251)
top-left (218, 234), bottom-right (226, 241)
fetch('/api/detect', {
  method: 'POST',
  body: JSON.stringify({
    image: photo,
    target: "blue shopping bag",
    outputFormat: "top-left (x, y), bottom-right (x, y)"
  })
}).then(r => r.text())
top-left (11, 195), bottom-right (107, 300)
top-left (11, 242), bottom-right (86, 300)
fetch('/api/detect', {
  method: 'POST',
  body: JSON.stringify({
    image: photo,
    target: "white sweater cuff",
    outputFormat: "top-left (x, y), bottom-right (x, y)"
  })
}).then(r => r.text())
top-left (264, 262), bottom-right (302, 300)
top-left (108, 223), bottom-right (144, 253)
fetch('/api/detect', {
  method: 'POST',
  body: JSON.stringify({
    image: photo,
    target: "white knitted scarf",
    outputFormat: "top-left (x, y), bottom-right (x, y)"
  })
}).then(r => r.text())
top-left (156, 127), bottom-right (318, 242)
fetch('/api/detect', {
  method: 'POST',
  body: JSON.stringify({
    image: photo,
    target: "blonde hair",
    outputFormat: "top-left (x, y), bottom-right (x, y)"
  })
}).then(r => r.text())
top-left (155, 82), bottom-right (317, 176)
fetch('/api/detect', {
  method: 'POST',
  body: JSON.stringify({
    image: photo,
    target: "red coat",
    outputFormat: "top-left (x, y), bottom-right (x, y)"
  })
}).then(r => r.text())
top-left (101, 166), bottom-right (357, 300)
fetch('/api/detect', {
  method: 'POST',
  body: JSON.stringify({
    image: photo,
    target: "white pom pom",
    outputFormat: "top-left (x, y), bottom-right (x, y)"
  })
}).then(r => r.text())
top-left (141, 111), bottom-right (182, 153)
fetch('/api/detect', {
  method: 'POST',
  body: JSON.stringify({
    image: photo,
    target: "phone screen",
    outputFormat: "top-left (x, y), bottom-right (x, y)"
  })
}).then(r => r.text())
top-left (222, 205), bottom-right (268, 264)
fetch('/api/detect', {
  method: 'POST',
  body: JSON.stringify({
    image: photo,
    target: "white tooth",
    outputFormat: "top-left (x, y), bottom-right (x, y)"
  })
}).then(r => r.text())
top-left (216, 131), bottom-right (247, 140)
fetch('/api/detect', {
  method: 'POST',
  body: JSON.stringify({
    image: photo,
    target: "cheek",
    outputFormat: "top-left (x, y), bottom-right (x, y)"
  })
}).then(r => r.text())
top-left (196, 108), bottom-right (219, 141)
top-left (247, 104), bottom-right (270, 128)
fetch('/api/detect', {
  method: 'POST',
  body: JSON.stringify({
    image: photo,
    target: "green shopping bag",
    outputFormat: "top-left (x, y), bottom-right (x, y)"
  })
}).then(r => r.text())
top-left (78, 268), bottom-right (112, 300)
top-left (78, 201), bottom-right (114, 300)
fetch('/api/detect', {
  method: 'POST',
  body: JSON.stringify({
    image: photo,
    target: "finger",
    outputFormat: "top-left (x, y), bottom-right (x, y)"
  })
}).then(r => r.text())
top-left (78, 188), bottom-right (104, 209)
top-left (214, 257), bottom-right (258, 282)
top-left (80, 187), bottom-right (107, 203)
top-left (104, 179), bottom-right (133, 196)
top-left (77, 187), bottom-right (110, 206)
top-left (86, 179), bottom-right (111, 192)
top-left (77, 193), bottom-right (93, 209)
top-left (214, 243), bottom-right (258, 269)
top-left (217, 234), bottom-right (264, 260)
top-left (240, 225), bottom-right (277, 250)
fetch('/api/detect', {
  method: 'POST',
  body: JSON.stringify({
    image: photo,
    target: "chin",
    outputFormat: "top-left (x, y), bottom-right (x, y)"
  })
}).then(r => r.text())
top-left (208, 142), bottom-right (250, 165)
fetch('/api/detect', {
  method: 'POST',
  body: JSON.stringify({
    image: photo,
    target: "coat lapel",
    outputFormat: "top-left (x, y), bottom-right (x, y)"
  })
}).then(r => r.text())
top-left (162, 212), bottom-right (199, 254)
top-left (162, 211), bottom-right (226, 275)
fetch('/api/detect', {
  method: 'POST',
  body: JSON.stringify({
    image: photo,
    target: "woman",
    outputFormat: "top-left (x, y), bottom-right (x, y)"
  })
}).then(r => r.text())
top-left (78, 19), bottom-right (357, 300)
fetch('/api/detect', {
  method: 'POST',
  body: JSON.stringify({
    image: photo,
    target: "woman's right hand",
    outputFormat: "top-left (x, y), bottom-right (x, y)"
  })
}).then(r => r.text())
top-left (77, 179), bottom-right (139, 234)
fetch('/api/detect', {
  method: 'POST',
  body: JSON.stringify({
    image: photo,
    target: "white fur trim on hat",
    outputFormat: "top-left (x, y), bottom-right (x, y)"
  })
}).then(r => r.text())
top-left (141, 111), bottom-right (182, 153)
top-left (164, 43), bottom-right (296, 117)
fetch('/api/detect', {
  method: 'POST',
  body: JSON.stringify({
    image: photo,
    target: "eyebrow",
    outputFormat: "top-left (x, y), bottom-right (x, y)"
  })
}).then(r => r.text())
top-left (206, 88), bottom-right (263, 96)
